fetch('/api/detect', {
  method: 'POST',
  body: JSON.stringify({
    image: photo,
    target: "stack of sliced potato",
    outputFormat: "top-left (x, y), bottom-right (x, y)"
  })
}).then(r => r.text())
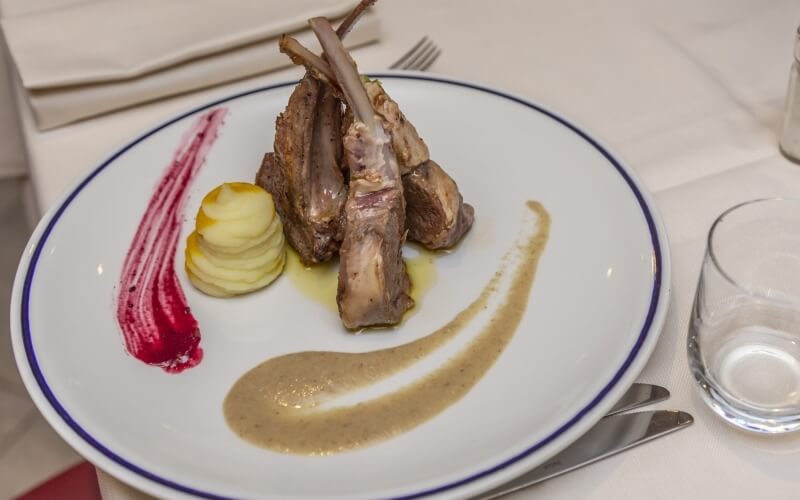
top-left (186, 182), bottom-right (285, 297)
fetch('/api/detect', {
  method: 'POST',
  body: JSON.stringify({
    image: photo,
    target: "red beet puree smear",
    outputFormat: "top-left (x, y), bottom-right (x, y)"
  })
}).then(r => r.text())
top-left (116, 107), bottom-right (227, 373)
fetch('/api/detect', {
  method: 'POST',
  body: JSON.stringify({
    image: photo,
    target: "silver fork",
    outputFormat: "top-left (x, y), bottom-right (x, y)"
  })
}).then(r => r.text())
top-left (389, 36), bottom-right (441, 71)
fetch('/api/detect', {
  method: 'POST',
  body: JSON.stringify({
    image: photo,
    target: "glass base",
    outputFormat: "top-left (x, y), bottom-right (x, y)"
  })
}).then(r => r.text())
top-left (690, 342), bottom-right (800, 434)
top-left (694, 381), bottom-right (800, 434)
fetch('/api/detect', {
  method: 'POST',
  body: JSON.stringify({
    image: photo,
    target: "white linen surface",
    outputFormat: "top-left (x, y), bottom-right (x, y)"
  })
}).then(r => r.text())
top-left (0, 11), bottom-right (25, 179)
top-left (0, 0), bottom-right (380, 129)
top-left (0, 47), bottom-right (25, 178)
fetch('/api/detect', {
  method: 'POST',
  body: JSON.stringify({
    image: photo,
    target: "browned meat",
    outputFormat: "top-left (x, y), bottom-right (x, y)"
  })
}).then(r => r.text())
top-left (364, 80), bottom-right (430, 174)
top-left (258, 1), bottom-right (376, 265)
top-left (341, 105), bottom-right (354, 146)
top-left (363, 80), bottom-right (474, 249)
top-left (311, 17), bottom-right (412, 329)
top-left (338, 124), bottom-right (413, 328)
top-left (255, 152), bottom-right (277, 202)
top-left (255, 76), bottom-right (345, 264)
top-left (404, 159), bottom-right (475, 248)
top-left (278, 45), bottom-right (475, 250)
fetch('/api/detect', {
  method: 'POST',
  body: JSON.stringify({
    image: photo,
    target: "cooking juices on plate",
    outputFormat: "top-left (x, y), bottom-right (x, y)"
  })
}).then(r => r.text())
top-left (285, 245), bottom-right (438, 316)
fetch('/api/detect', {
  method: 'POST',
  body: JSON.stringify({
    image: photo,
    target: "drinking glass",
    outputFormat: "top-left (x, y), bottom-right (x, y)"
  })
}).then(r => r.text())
top-left (688, 198), bottom-right (800, 433)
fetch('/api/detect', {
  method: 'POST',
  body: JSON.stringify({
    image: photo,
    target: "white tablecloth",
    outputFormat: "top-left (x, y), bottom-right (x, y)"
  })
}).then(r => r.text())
top-left (10, 0), bottom-right (800, 498)
top-left (0, 21), bottom-right (25, 179)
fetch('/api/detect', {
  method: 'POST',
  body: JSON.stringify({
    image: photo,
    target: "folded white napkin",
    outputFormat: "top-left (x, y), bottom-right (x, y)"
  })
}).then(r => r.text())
top-left (0, 0), bottom-right (380, 130)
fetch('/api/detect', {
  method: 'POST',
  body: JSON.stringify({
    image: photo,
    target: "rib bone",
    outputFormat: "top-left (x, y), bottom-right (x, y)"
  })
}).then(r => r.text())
top-left (311, 17), bottom-right (412, 329)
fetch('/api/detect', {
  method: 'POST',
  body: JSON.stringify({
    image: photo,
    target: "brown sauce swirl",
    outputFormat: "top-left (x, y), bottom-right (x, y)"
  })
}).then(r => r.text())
top-left (224, 201), bottom-right (550, 454)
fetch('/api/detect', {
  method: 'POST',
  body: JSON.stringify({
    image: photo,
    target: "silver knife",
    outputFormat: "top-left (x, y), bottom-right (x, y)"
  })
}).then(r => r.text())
top-left (476, 410), bottom-right (693, 499)
top-left (606, 383), bottom-right (669, 415)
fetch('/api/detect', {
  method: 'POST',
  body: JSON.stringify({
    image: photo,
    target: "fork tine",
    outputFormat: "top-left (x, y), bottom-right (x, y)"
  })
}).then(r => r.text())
top-left (415, 48), bottom-right (441, 72)
top-left (403, 42), bottom-right (437, 71)
top-left (389, 36), bottom-right (429, 69)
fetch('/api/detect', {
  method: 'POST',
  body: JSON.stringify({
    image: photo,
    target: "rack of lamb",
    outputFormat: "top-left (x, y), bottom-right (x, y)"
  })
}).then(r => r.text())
top-left (256, 0), bottom-right (474, 329)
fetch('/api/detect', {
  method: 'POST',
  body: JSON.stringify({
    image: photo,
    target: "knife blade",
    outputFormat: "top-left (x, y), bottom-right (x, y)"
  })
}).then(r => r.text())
top-left (606, 383), bottom-right (669, 416)
top-left (476, 410), bottom-right (693, 499)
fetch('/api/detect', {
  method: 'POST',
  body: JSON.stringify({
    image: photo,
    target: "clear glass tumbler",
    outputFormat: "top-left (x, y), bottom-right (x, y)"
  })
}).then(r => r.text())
top-left (688, 198), bottom-right (800, 433)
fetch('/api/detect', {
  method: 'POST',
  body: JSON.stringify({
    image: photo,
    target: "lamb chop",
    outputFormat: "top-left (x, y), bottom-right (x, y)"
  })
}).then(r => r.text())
top-left (363, 79), bottom-right (475, 249)
top-left (402, 159), bottom-right (474, 248)
top-left (256, 79), bottom-right (344, 265)
top-left (310, 17), bottom-right (413, 329)
top-left (255, 1), bottom-right (375, 265)
top-left (279, 39), bottom-right (475, 250)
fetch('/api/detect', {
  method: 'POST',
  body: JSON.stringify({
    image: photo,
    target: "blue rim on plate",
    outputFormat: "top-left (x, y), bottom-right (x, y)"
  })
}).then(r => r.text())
top-left (19, 74), bottom-right (663, 499)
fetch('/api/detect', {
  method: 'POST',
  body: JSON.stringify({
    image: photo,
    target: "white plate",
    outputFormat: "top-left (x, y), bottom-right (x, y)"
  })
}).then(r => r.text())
top-left (10, 73), bottom-right (670, 499)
